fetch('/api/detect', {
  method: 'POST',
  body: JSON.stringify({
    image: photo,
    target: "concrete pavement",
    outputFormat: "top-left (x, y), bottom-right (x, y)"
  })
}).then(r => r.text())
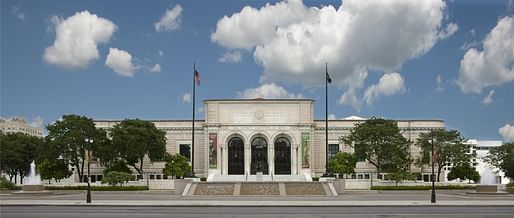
top-left (1, 190), bottom-right (513, 207)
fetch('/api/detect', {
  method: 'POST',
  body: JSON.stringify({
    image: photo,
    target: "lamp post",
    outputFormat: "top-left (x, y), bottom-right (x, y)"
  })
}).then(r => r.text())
top-left (430, 131), bottom-right (436, 203)
top-left (85, 138), bottom-right (93, 203)
top-left (324, 63), bottom-right (332, 177)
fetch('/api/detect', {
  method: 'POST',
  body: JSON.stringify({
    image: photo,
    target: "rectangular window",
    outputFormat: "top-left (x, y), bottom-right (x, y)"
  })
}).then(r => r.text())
top-left (328, 144), bottom-right (339, 161)
top-left (364, 174), bottom-right (370, 179)
top-left (355, 144), bottom-right (366, 161)
top-left (150, 175), bottom-right (155, 180)
top-left (351, 174), bottom-right (356, 179)
top-left (156, 175), bottom-right (162, 180)
top-left (97, 175), bottom-right (103, 182)
top-left (180, 144), bottom-right (191, 161)
top-left (357, 174), bottom-right (363, 179)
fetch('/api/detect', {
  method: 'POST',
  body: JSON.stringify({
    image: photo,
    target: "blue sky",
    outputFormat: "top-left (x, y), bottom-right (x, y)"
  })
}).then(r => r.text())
top-left (1, 0), bottom-right (513, 142)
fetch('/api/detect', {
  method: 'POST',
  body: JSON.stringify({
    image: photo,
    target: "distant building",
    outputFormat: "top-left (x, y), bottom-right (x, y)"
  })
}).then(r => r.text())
top-left (472, 139), bottom-right (510, 184)
top-left (0, 117), bottom-right (43, 137)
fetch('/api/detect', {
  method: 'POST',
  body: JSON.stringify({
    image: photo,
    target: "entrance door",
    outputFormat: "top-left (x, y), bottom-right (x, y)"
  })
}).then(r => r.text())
top-left (274, 137), bottom-right (291, 174)
top-left (251, 137), bottom-right (268, 174)
top-left (228, 137), bottom-right (244, 175)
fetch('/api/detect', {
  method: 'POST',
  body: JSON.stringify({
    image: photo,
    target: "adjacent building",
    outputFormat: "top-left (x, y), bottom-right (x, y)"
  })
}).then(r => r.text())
top-left (0, 117), bottom-right (43, 137)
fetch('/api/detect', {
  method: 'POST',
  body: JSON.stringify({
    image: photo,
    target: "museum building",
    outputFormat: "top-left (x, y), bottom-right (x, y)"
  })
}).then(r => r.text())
top-left (91, 99), bottom-right (444, 182)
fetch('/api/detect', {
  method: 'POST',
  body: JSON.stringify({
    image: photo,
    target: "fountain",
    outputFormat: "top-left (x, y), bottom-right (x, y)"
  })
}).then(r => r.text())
top-left (22, 161), bottom-right (44, 191)
top-left (13, 161), bottom-right (52, 195)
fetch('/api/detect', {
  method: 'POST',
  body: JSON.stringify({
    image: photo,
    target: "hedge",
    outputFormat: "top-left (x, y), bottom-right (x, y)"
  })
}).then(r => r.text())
top-left (371, 185), bottom-right (475, 190)
top-left (45, 186), bottom-right (148, 191)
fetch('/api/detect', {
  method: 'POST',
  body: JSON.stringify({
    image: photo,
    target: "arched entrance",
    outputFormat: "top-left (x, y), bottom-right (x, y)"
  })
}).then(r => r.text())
top-left (251, 137), bottom-right (268, 174)
top-left (228, 137), bottom-right (244, 175)
top-left (274, 137), bottom-right (291, 175)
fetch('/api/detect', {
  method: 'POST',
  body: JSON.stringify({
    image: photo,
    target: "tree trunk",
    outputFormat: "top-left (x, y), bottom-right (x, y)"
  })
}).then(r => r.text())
top-left (20, 175), bottom-right (24, 184)
top-left (139, 159), bottom-right (144, 175)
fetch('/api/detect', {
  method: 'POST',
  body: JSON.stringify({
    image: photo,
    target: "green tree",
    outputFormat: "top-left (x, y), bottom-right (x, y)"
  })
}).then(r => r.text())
top-left (328, 152), bottom-right (357, 178)
top-left (46, 114), bottom-right (106, 182)
top-left (341, 117), bottom-right (411, 174)
top-left (0, 132), bottom-right (41, 184)
top-left (388, 170), bottom-right (416, 186)
top-left (102, 171), bottom-right (133, 186)
top-left (447, 164), bottom-right (480, 183)
top-left (37, 159), bottom-right (72, 184)
top-left (110, 119), bottom-right (166, 174)
top-left (417, 129), bottom-right (472, 182)
top-left (485, 142), bottom-right (514, 180)
top-left (103, 160), bottom-right (132, 174)
top-left (162, 154), bottom-right (191, 179)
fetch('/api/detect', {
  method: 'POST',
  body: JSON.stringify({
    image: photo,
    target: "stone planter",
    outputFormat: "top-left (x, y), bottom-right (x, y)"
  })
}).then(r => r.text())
top-left (332, 179), bottom-right (346, 194)
top-left (174, 179), bottom-right (193, 195)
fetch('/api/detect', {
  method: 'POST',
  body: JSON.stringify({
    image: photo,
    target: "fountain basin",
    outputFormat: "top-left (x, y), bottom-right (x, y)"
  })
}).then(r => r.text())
top-left (12, 185), bottom-right (53, 195)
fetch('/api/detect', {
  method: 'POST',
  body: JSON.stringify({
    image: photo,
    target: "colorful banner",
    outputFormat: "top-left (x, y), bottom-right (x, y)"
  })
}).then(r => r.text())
top-left (209, 133), bottom-right (217, 169)
top-left (301, 133), bottom-right (310, 168)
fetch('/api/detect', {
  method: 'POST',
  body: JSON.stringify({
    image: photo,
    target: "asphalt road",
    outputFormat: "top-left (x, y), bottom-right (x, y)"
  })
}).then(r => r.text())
top-left (2, 206), bottom-right (514, 218)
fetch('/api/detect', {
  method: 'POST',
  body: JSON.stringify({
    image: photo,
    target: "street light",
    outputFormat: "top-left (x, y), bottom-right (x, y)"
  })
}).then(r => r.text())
top-left (85, 138), bottom-right (93, 203)
top-left (430, 130), bottom-right (436, 203)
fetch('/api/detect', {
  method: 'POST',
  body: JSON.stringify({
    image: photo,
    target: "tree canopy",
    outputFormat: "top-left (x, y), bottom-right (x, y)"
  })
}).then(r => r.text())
top-left (162, 154), bottom-right (191, 179)
top-left (417, 129), bottom-right (472, 182)
top-left (341, 117), bottom-right (411, 174)
top-left (328, 152), bottom-right (357, 178)
top-left (485, 142), bottom-right (514, 180)
top-left (0, 132), bottom-right (42, 183)
top-left (46, 114), bottom-right (107, 182)
top-left (447, 164), bottom-right (480, 183)
top-left (110, 119), bottom-right (167, 174)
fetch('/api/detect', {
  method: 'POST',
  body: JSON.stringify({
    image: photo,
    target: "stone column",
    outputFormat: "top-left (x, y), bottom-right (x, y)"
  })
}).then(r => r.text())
top-left (269, 142), bottom-right (274, 176)
top-left (292, 144), bottom-right (298, 175)
top-left (221, 144), bottom-right (227, 175)
top-left (245, 142), bottom-right (251, 176)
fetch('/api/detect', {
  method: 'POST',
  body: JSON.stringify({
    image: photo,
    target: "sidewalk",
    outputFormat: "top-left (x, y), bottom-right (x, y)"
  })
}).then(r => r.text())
top-left (2, 199), bottom-right (514, 207)
top-left (1, 190), bottom-right (513, 207)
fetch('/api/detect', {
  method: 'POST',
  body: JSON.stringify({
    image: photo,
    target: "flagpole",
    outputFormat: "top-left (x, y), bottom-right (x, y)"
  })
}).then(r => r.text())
top-left (191, 62), bottom-right (196, 176)
top-left (325, 62), bottom-right (329, 176)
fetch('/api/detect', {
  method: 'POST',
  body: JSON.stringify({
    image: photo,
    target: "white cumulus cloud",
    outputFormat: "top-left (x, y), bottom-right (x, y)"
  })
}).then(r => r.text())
top-left (155, 5), bottom-right (183, 32)
top-left (218, 51), bottom-right (242, 63)
top-left (499, 124), bottom-right (514, 142)
top-left (105, 48), bottom-right (135, 77)
top-left (43, 11), bottom-right (117, 70)
top-left (182, 93), bottom-right (191, 103)
top-left (482, 89), bottom-right (495, 106)
top-left (363, 72), bottom-right (405, 105)
top-left (238, 83), bottom-right (303, 99)
top-left (458, 16), bottom-right (514, 93)
top-left (150, 64), bottom-right (161, 73)
top-left (11, 6), bottom-right (25, 20)
top-left (212, 0), bottom-right (453, 110)
top-left (29, 116), bottom-right (44, 128)
top-left (436, 75), bottom-right (445, 92)
top-left (328, 114), bottom-right (336, 120)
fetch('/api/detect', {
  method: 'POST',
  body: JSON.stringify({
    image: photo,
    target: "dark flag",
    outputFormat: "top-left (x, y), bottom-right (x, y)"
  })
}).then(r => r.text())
top-left (194, 70), bottom-right (201, 86)
top-left (326, 72), bottom-right (332, 83)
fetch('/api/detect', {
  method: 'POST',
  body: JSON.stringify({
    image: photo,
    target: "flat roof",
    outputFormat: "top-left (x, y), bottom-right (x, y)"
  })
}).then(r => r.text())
top-left (204, 98), bottom-right (315, 102)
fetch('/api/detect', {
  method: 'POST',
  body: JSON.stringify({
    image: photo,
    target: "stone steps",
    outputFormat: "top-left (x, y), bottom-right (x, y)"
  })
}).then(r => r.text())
top-left (187, 182), bottom-right (336, 196)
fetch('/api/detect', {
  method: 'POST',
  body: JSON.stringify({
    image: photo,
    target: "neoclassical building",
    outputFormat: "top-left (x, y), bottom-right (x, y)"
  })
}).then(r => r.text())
top-left (92, 99), bottom-right (444, 182)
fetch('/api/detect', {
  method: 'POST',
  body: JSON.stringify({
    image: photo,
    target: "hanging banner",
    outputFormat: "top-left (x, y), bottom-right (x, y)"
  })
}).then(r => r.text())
top-left (301, 132), bottom-right (310, 168)
top-left (209, 133), bottom-right (217, 169)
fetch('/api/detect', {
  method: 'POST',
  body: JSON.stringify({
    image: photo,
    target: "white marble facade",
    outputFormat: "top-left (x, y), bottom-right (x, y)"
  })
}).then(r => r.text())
top-left (94, 99), bottom-right (445, 180)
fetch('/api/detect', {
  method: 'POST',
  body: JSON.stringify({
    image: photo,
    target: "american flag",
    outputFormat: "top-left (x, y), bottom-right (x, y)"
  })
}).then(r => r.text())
top-left (194, 70), bottom-right (201, 86)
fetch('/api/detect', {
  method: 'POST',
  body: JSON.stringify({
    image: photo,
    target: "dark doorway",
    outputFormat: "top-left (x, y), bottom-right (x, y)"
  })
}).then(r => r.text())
top-left (251, 137), bottom-right (268, 174)
top-left (274, 137), bottom-right (291, 175)
top-left (228, 137), bottom-right (244, 175)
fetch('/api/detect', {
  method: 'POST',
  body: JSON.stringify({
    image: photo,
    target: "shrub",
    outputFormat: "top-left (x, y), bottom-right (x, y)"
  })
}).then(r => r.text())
top-left (0, 177), bottom-right (17, 190)
top-left (371, 185), bottom-right (475, 190)
top-left (162, 154), bottom-right (191, 179)
top-left (102, 171), bottom-right (133, 186)
top-left (44, 186), bottom-right (148, 191)
top-left (312, 177), bottom-right (319, 181)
